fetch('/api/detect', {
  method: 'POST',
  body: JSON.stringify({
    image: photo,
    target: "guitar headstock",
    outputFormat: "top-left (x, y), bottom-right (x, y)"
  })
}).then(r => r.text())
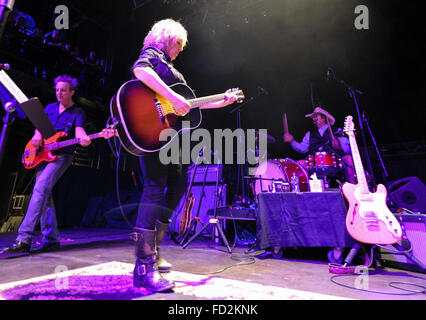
top-left (230, 88), bottom-right (245, 103)
top-left (101, 128), bottom-right (118, 139)
top-left (343, 116), bottom-right (355, 135)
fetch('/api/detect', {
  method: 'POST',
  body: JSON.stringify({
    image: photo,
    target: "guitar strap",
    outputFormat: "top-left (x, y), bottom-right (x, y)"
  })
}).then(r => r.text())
top-left (64, 116), bottom-right (76, 136)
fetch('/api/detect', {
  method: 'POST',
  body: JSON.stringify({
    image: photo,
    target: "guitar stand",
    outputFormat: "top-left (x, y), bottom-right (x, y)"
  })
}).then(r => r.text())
top-left (179, 217), bottom-right (208, 246)
top-left (178, 163), bottom-right (211, 246)
top-left (182, 163), bottom-right (233, 253)
top-left (182, 217), bottom-right (232, 253)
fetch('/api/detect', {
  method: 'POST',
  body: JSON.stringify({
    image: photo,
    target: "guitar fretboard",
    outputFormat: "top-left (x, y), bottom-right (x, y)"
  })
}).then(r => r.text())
top-left (188, 93), bottom-right (229, 109)
top-left (46, 132), bottom-right (105, 151)
top-left (347, 132), bottom-right (369, 194)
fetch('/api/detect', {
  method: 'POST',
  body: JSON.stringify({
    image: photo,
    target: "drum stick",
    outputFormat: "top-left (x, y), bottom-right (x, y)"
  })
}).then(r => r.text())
top-left (326, 117), bottom-right (335, 140)
top-left (283, 113), bottom-right (288, 134)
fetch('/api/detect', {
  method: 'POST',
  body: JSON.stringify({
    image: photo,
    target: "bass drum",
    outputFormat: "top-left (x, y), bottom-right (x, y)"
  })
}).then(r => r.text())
top-left (252, 158), bottom-right (310, 195)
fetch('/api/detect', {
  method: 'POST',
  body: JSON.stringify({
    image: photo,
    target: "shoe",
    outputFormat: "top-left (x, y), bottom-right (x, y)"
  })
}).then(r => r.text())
top-left (31, 240), bottom-right (60, 253)
top-left (255, 250), bottom-right (272, 259)
top-left (3, 241), bottom-right (31, 254)
top-left (271, 247), bottom-right (284, 259)
top-left (134, 256), bottom-right (175, 292)
top-left (328, 249), bottom-right (344, 264)
top-left (133, 228), bottom-right (175, 292)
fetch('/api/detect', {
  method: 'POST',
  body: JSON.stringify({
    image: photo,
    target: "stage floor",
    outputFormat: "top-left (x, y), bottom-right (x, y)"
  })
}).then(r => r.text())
top-left (0, 228), bottom-right (425, 301)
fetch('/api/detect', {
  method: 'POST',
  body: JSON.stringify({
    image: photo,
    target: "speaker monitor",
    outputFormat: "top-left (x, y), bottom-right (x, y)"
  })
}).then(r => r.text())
top-left (388, 176), bottom-right (426, 212)
top-left (378, 213), bottom-right (426, 273)
top-left (0, 172), bottom-right (18, 223)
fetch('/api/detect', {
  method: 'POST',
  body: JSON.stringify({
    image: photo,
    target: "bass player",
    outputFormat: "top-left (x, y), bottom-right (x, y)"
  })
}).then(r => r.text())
top-left (2, 75), bottom-right (91, 255)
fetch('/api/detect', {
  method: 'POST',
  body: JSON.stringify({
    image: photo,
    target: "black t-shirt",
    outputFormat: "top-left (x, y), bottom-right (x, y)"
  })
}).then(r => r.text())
top-left (45, 102), bottom-right (86, 154)
top-left (131, 46), bottom-right (186, 85)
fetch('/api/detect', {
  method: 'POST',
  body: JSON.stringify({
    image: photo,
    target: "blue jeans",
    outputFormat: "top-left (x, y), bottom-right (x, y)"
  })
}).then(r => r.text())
top-left (17, 153), bottom-right (73, 244)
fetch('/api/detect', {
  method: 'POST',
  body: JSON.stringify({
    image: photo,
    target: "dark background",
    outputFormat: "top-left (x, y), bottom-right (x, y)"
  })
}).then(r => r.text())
top-left (0, 0), bottom-right (425, 227)
top-left (8, 0), bottom-right (426, 143)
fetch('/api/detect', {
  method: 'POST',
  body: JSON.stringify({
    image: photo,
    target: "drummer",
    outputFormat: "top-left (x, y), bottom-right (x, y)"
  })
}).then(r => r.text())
top-left (283, 107), bottom-right (356, 184)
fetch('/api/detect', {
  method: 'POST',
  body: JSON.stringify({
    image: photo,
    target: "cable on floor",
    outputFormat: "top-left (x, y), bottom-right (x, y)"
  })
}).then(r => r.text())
top-left (191, 252), bottom-right (256, 276)
top-left (330, 273), bottom-right (426, 296)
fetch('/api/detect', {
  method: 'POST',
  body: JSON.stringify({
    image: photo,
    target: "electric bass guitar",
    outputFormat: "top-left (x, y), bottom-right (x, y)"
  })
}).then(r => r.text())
top-left (109, 80), bottom-right (244, 156)
top-left (22, 128), bottom-right (117, 169)
top-left (342, 116), bottom-right (402, 244)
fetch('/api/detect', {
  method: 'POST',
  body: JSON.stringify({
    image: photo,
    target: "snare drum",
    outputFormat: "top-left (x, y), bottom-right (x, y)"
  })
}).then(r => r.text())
top-left (314, 152), bottom-right (338, 168)
top-left (251, 158), bottom-right (310, 195)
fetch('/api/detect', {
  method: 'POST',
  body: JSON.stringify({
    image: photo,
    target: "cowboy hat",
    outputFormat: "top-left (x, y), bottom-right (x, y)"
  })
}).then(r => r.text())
top-left (305, 107), bottom-right (335, 126)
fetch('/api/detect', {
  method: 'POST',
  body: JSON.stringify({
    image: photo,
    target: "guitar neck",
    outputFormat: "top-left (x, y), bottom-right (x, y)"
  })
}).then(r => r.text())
top-left (187, 164), bottom-right (199, 195)
top-left (188, 93), bottom-right (227, 109)
top-left (47, 132), bottom-right (103, 151)
top-left (348, 132), bottom-right (369, 193)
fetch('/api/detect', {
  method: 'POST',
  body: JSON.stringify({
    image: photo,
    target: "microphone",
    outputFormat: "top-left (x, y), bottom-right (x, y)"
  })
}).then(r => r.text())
top-left (0, 63), bottom-right (11, 71)
top-left (257, 86), bottom-right (269, 95)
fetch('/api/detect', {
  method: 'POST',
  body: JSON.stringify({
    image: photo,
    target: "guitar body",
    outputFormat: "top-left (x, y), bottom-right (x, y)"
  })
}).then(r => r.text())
top-left (179, 194), bottom-right (195, 237)
top-left (22, 128), bottom-right (116, 170)
top-left (110, 80), bottom-right (202, 156)
top-left (342, 182), bottom-right (402, 245)
top-left (22, 131), bottom-right (68, 169)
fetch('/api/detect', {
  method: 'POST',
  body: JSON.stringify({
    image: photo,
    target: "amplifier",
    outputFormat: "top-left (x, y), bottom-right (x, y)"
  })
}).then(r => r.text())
top-left (187, 164), bottom-right (222, 184)
top-left (378, 213), bottom-right (426, 273)
top-left (0, 194), bottom-right (31, 233)
top-left (171, 183), bottom-right (226, 234)
top-left (9, 194), bottom-right (31, 216)
top-left (1, 216), bottom-right (25, 233)
top-left (388, 176), bottom-right (426, 212)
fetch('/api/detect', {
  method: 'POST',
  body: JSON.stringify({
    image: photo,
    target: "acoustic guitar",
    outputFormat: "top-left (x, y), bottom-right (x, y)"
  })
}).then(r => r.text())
top-left (178, 163), bottom-right (198, 239)
top-left (178, 147), bottom-right (206, 239)
top-left (342, 116), bottom-right (402, 244)
top-left (109, 80), bottom-right (244, 156)
top-left (22, 128), bottom-right (117, 169)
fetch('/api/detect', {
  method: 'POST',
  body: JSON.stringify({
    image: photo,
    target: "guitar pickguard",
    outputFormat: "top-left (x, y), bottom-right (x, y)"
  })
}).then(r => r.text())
top-left (352, 185), bottom-right (401, 238)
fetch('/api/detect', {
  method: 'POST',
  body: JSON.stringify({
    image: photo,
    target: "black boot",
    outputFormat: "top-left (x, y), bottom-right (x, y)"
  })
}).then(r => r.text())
top-left (133, 228), bottom-right (174, 292)
top-left (156, 220), bottom-right (172, 273)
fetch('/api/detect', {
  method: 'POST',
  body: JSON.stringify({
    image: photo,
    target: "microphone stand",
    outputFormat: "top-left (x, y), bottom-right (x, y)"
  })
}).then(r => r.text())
top-left (362, 111), bottom-right (389, 185)
top-left (330, 69), bottom-right (376, 190)
top-left (0, 1), bottom-right (15, 167)
top-left (0, 1), bottom-right (14, 44)
top-left (0, 102), bottom-right (16, 168)
top-left (229, 90), bottom-right (265, 205)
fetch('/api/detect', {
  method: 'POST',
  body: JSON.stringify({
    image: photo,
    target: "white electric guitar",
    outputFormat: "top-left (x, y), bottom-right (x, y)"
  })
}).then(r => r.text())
top-left (342, 116), bottom-right (402, 244)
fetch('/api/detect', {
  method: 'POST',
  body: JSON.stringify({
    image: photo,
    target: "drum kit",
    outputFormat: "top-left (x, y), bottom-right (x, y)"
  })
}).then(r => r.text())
top-left (249, 152), bottom-right (345, 197)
